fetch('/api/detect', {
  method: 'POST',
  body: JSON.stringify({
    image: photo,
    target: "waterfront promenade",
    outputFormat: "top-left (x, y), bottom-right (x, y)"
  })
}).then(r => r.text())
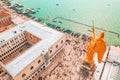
top-left (53, 17), bottom-right (120, 38)
top-left (0, 1), bottom-right (120, 80)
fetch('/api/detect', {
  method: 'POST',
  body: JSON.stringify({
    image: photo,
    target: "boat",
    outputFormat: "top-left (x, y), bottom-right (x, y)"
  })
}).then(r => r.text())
top-left (23, 13), bottom-right (32, 17)
top-left (58, 21), bottom-right (62, 24)
top-left (65, 29), bottom-right (73, 34)
top-left (12, 3), bottom-right (24, 7)
top-left (74, 32), bottom-right (81, 37)
top-left (56, 4), bottom-right (59, 6)
top-left (16, 3), bottom-right (24, 7)
top-left (52, 20), bottom-right (57, 22)
top-left (72, 9), bottom-right (76, 11)
top-left (6, 2), bottom-right (11, 6)
top-left (38, 8), bottom-right (41, 9)
top-left (23, 8), bottom-right (36, 14)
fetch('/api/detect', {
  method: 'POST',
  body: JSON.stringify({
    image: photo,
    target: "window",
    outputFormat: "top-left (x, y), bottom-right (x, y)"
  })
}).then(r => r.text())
top-left (56, 45), bottom-right (58, 48)
top-left (43, 66), bottom-right (45, 69)
top-left (38, 60), bottom-right (41, 64)
top-left (22, 73), bottom-right (26, 77)
top-left (30, 66), bottom-right (34, 70)
top-left (35, 73), bottom-right (37, 76)
top-left (32, 76), bottom-right (34, 79)
top-left (49, 50), bottom-right (52, 53)
top-left (38, 77), bottom-right (42, 80)
top-left (61, 40), bottom-right (63, 43)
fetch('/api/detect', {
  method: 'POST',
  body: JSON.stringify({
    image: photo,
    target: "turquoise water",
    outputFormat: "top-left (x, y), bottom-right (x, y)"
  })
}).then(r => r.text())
top-left (10, 0), bottom-right (120, 45)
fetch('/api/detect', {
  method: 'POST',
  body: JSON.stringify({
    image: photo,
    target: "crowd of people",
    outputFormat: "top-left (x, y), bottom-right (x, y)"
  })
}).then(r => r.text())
top-left (44, 36), bottom-right (87, 80)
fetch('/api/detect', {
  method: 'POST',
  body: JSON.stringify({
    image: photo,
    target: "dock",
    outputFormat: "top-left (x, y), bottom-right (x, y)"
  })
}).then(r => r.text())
top-left (53, 17), bottom-right (120, 38)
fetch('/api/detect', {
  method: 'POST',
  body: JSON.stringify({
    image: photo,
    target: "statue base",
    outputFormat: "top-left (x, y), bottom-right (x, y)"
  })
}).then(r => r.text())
top-left (79, 61), bottom-right (96, 80)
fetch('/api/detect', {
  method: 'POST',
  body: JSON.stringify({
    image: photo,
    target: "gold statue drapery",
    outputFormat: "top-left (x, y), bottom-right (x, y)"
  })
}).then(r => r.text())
top-left (84, 27), bottom-right (106, 65)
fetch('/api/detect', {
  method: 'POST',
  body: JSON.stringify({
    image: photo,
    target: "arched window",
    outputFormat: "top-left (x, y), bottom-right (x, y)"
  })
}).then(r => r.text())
top-left (38, 60), bottom-right (41, 64)
top-left (56, 45), bottom-right (58, 48)
top-left (61, 40), bottom-right (63, 43)
top-left (49, 50), bottom-right (52, 53)
top-left (22, 73), bottom-right (26, 77)
top-left (30, 66), bottom-right (34, 70)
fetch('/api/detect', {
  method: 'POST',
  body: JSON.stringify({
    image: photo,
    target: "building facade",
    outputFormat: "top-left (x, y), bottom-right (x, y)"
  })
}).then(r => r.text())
top-left (0, 8), bottom-right (13, 32)
top-left (0, 20), bottom-right (66, 80)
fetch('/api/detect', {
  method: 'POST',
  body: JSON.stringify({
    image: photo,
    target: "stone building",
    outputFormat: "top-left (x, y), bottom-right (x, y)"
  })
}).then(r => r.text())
top-left (0, 8), bottom-right (13, 32)
top-left (0, 20), bottom-right (66, 80)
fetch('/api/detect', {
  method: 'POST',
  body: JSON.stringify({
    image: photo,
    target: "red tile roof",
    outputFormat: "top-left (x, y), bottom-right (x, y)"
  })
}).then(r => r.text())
top-left (0, 21), bottom-right (13, 27)
top-left (0, 9), bottom-right (10, 18)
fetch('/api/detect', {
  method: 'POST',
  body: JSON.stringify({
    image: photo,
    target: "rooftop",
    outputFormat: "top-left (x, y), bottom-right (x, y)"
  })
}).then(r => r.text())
top-left (0, 9), bottom-right (9, 18)
top-left (109, 46), bottom-right (120, 63)
top-left (1, 20), bottom-right (64, 77)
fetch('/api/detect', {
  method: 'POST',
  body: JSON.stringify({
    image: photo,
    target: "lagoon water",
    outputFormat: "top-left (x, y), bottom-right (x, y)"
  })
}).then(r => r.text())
top-left (11, 0), bottom-right (120, 45)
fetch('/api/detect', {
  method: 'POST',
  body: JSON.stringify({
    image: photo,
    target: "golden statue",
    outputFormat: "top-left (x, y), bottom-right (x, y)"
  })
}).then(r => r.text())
top-left (84, 27), bottom-right (106, 65)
